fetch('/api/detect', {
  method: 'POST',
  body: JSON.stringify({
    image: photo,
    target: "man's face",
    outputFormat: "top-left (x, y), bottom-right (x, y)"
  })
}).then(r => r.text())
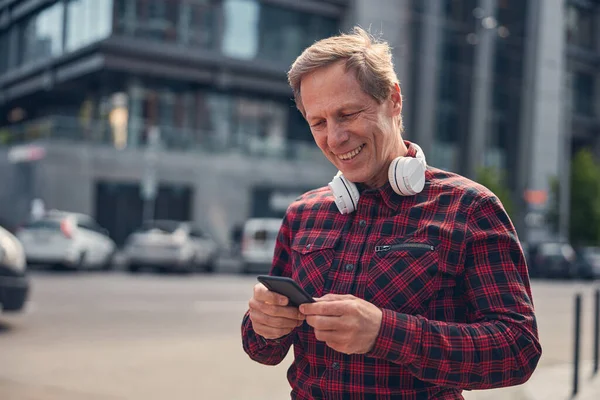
top-left (300, 61), bottom-right (404, 189)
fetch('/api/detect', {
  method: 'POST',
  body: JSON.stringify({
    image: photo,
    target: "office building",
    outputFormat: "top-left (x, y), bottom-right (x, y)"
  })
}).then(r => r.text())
top-left (0, 0), bottom-right (597, 246)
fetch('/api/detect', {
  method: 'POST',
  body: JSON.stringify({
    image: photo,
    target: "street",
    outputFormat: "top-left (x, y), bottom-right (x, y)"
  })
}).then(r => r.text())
top-left (1, 269), bottom-right (600, 400)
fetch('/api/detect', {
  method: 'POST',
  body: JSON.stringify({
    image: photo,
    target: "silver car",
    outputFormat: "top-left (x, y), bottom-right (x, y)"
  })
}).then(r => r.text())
top-left (16, 210), bottom-right (117, 271)
top-left (123, 220), bottom-right (219, 273)
top-left (0, 225), bottom-right (29, 313)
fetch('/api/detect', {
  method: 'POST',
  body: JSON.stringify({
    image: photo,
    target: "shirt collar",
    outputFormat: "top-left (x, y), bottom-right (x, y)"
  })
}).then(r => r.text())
top-left (357, 140), bottom-right (424, 211)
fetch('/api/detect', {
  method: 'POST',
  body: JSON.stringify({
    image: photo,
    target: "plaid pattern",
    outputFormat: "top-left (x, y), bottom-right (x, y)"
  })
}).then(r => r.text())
top-left (242, 144), bottom-right (541, 399)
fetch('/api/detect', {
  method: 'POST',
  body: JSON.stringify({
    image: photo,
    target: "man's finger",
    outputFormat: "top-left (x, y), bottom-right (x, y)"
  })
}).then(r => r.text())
top-left (314, 294), bottom-right (356, 302)
top-left (250, 308), bottom-right (302, 329)
top-left (249, 298), bottom-right (305, 321)
top-left (254, 283), bottom-right (289, 306)
top-left (300, 300), bottom-right (350, 316)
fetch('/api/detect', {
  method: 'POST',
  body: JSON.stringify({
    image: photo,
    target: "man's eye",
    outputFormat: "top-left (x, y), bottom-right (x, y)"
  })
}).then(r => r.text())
top-left (342, 112), bottom-right (358, 118)
top-left (311, 121), bottom-right (325, 128)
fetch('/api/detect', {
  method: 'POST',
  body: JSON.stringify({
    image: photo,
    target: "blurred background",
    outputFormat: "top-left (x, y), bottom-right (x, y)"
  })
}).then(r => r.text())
top-left (0, 0), bottom-right (600, 399)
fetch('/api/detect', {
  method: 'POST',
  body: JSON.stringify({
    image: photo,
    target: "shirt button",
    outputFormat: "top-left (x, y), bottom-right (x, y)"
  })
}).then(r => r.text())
top-left (345, 264), bottom-right (354, 272)
top-left (305, 244), bottom-right (311, 250)
top-left (331, 362), bottom-right (340, 370)
top-left (359, 220), bottom-right (367, 228)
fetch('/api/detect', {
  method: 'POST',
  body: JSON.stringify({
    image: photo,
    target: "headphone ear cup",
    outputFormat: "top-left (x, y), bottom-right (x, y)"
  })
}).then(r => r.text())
top-left (328, 173), bottom-right (360, 214)
top-left (388, 157), bottom-right (426, 196)
top-left (388, 157), bottom-right (405, 195)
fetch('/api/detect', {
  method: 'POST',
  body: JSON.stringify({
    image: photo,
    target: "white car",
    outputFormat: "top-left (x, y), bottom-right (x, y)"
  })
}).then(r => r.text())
top-left (240, 218), bottom-right (283, 274)
top-left (0, 225), bottom-right (29, 313)
top-left (123, 220), bottom-right (219, 273)
top-left (16, 210), bottom-right (116, 271)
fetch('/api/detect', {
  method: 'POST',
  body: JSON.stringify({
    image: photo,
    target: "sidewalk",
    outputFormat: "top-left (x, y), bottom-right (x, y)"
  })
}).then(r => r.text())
top-left (575, 369), bottom-right (600, 400)
top-left (463, 361), bottom-right (600, 400)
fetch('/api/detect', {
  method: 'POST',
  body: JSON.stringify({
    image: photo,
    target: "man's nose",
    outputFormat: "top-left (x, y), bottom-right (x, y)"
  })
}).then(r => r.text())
top-left (327, 123), bottom-right (349, 149)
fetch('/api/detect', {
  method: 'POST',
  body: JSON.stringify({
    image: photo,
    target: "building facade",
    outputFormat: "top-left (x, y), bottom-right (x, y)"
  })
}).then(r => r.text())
top-left (0, 0), bottom-right (597, 246)
top-left (0, 0), bottom-right (344, 245)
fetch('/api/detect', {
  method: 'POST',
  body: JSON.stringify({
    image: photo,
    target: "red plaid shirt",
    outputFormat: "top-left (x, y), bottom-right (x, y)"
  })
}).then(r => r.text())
top-left (242, 144), bottom-right (541, 399)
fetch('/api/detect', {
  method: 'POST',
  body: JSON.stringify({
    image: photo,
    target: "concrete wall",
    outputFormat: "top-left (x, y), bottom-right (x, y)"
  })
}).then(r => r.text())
top-left (520, 0), bottom-right (566, 244)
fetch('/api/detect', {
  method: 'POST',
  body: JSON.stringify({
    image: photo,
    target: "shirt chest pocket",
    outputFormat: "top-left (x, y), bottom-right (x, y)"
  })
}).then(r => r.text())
top-left (366, 240), bottom-right (447, 315)
top-left (290, 232), bottom-right (340, 298)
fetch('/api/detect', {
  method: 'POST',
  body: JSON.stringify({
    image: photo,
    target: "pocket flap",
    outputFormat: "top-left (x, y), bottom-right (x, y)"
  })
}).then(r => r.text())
top-left (291, 232), bottom-right (340, 255)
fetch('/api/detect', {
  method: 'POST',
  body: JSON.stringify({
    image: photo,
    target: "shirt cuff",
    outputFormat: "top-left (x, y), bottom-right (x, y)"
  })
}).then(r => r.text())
top-left (366, 309), bottom-right (422, 365)
top-left (257, 332), bottom-right (291, 347)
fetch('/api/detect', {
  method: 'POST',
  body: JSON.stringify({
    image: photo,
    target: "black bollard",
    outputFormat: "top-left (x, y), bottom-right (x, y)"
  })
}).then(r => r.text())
top-left (573, 293), bottom-right (582, 398)
top-left (594, 289), bottom-right (599, 376)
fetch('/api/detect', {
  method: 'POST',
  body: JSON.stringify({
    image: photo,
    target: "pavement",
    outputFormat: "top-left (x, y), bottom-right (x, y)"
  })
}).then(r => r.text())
top-left (574, 370), bottom-right (600, 400)
top-left (1, 269), bottom-right (600, 399)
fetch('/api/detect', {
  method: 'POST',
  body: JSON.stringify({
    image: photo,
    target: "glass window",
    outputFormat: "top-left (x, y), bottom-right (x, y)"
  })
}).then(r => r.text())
top-left (566, 4), bottom-right (595, 50)
top-left (221, 0), bottom-right (260, 59)
top-left (19, 2), bottom-right (64, 66)
top-left (231, 97), bottom-right (287, 156)
top-left (178, 0), bottom-right (215, 49)
top-left (573, 71), bottom-right (595, 117)
top-left (66, 0), bottom-right (113, 52)
top-left (431, 105), bottom-right (459, 171)
top-left (438, 66), bottom-right (460, 103)
top-left (222, 0), bottom-right (337, 65)
top-left (115, 0), bottom-right (216, 48)
top-left (443, 0), bottom-right (478, 25)
top-left (113, 0), bottom-right (338, 64)
top-left (438, 30), bottom-right (462, 104)
top-left (0, 30), bottom-right (8, 74)
top-left (435, 106), bottom-right (459, 144)
top-left (131, 0), bottom-right (179, 42)
top-left (205, 93), bottom-right (234, 149)
top-left (496, 0), bottom-right (528, 39)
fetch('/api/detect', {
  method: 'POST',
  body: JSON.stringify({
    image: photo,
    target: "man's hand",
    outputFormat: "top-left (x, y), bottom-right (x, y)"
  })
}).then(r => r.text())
top-left (249, 283), bottom-right (306, 340)
top-left (300, 294), bottom-right (383, 354)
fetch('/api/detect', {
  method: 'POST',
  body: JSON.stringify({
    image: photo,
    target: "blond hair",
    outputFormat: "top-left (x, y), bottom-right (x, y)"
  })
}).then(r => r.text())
top-left (287, 26), bottom-right (399, 116)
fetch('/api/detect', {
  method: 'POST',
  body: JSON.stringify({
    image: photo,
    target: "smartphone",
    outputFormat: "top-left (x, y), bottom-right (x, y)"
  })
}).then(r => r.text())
top-left (257, 275), bottom-right (315, 307)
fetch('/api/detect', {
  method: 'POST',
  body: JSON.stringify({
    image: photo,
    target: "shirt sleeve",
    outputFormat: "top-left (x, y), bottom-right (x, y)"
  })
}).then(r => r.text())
top-left (366, 195), bottom-right (542, 390)
top-left (241, 311), bottom-right (295, 366)
top-left (241, 210), bottom-right (297, 365)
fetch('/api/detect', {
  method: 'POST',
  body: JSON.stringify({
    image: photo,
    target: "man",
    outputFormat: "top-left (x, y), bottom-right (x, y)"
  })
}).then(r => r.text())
top-left (241, 27), bottom-right (541, 399)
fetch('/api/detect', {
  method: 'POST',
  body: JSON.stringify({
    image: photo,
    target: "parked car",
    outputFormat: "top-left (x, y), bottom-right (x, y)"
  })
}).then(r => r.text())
top-left (573, 246), bottom-right (600, 280)
top-left (240, 218), bottom-right (282, 274)
top-left (16, 210), bottom-right (116, 271)
top-left (0, 226), bottom-right (29, 313)
top-left (529, 242), bottom-right (577, 279)
top-left (123, 220), bottom-right (219, 273)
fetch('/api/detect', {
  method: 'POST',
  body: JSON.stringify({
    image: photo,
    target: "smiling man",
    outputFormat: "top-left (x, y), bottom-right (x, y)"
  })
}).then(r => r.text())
top-left (241, 27), bottom-right (541, 399)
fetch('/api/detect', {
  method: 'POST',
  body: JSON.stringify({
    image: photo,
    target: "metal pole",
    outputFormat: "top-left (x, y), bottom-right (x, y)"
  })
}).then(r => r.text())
top-left (594, 289), bottom-right (600, 376)
top-left (573, 293), bottom-right (582, 398)
top-left (559, 72), bottom-right (573, 242)
top-left (465, 0), bottom-right (498, 179)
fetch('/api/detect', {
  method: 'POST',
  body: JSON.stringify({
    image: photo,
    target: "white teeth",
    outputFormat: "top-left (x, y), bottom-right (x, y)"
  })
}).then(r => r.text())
top-left (338, 145), bottom-right (364, 161)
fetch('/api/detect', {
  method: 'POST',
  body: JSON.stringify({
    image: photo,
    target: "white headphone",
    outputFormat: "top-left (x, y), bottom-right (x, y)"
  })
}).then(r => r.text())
top-left (328, 143), bottom-right (427, 214)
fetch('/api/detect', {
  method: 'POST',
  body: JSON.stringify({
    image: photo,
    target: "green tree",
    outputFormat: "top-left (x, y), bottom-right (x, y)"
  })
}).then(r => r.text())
top-left (547, 149), bottom-right (600, 246)
top-left (475, 166), bottom-right (514, 219)
top-left (566, 149), bottom-right (600, 246)
top-left (0, 128), bottom-right (11, 145)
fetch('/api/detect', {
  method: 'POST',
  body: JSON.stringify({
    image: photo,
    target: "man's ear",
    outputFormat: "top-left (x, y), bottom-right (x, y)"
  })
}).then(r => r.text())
top-left (390, 83), bottom-right (402, 117)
